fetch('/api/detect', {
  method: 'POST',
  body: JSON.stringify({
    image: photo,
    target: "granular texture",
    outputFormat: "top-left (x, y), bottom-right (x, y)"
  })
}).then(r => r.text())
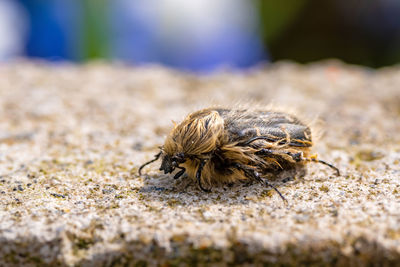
top-left (0, 61), bottom-right (399, 266)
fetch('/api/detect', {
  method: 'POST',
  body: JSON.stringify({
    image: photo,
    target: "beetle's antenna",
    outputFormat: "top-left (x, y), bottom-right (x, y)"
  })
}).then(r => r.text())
top-left (306, 158), bottom-right (340, 176)
top-left (138, 151), bottom-right (162, 175)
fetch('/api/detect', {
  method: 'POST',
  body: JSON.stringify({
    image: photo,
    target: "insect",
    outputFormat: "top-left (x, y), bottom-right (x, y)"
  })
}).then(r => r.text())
top-left (139, 108), bottom-right (340, 200)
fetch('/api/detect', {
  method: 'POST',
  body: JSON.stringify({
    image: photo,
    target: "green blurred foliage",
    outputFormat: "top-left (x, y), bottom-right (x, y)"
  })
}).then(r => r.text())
top-left (256, 0), bottom-right (308, 43)
top-left (82, 0), bottom-right (109, 59)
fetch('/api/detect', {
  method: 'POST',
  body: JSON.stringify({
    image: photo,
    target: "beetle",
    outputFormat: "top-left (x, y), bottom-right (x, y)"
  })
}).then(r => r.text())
top-left (138, 108), bottom-right (340, 200)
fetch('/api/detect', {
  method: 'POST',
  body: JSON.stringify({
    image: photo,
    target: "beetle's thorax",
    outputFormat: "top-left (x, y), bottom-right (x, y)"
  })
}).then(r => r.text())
top-left (163, 109), bottom-right (226, 156)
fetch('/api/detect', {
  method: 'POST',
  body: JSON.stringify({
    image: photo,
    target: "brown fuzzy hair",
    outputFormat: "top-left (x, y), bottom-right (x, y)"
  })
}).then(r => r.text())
top-left (163, 108), bottom-right (311, 186)
top-left (139, 107), bottom-right (339, 193)
top-left (164, 109), bottom-right (226, 157)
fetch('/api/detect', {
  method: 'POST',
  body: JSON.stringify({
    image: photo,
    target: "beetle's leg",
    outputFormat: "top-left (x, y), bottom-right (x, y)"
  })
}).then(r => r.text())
top-left (239, 136), bottom-right (276, 146)
top-left (174, 167), bottom-right (186, 179)
top-left (255, 148), bottom-right (277, 156)
top-left (196, 159), bottom-right (211, 192)
top-left (256, 148), bottom-right (300, 159)
top-left (255, 149), bottom-right (340, 176)
top-left (264, 179), bottom-right (287, 203)
top-left (283, 151), bottom-right (340, 176)
top-left (304, 158), bottom-right (340, 176)
top-left (255, 148), bottom-right (291, 170)
top-left (233, 163), bottom-right (262, 182)
top-left (239, 136), bottom-right (312, 147)
top-left (233, 163), bottom-right (287, 203)
top-left (138, 151), bottom-right (162, 175)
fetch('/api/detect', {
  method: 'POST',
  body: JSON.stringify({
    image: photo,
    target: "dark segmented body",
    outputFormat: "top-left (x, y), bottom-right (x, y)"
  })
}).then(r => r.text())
top-left (216, 109), bottom-right (312, 147)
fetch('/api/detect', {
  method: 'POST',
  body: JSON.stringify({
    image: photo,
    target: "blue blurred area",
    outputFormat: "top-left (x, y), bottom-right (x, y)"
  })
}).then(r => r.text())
top-left (0, 0), bottom-right (26, 60)
top-left (4, 0), bottom-right (266, 71)
top-left (109, 0), bottom-right (266, 71)
top-left (17, 0), bottom-right (84, 61)
top-left (0, 0), bottom-right (400, 69)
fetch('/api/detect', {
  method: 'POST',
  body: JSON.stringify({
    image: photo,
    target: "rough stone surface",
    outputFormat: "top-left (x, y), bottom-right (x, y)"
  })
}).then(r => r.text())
top-left (0, 61), bottom-right (399, 266)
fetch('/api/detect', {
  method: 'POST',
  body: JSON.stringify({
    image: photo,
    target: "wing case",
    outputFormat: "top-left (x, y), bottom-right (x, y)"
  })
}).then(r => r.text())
top-left (216, 109), bottom-right (312, 147)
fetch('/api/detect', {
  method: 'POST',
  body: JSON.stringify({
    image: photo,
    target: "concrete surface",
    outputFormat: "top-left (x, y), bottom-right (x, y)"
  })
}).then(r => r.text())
top-left (0, 61), bottom-right (399, 266)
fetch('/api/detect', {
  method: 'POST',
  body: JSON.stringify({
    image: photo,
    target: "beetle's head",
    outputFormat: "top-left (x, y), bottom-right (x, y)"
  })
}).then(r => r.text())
top-left (159, 152), bottom-right (186, 174)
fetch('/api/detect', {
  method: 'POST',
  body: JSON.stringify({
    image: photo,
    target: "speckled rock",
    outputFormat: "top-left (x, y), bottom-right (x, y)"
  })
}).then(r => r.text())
top-left (0, 61), bottom-right (399, 266)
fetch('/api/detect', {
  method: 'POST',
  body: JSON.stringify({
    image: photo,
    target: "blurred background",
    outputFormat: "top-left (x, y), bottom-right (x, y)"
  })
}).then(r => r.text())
top-left (1, 0), bottom-right (400, 71)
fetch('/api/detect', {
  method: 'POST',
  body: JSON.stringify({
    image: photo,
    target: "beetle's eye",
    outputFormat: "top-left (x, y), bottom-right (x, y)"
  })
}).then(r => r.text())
top-left (174, 153), bottom-right (186, 163)
top-left (171, 161), bottom-right (178, 167)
